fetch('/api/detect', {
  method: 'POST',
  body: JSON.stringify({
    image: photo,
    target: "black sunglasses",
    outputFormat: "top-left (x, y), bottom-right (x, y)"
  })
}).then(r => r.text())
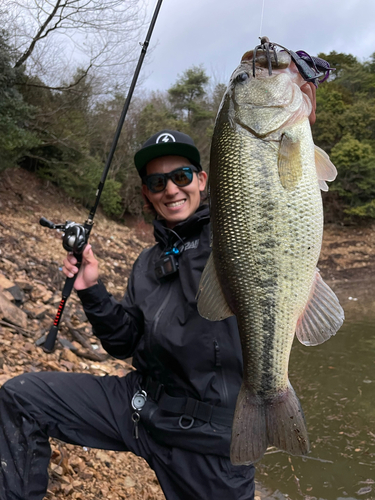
top-left (143, 166), bottom-right (198, 193)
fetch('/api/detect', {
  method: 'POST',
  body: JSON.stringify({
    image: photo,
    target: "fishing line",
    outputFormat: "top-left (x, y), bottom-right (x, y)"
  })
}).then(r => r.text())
top-left (259, 0), bottom-right (266, 37)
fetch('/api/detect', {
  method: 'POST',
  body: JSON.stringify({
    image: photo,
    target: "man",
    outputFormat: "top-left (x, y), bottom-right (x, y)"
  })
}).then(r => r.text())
top-left (0, 81), bottom-right (317, 499)
top-left (0, 129), bottom-right (256, 500)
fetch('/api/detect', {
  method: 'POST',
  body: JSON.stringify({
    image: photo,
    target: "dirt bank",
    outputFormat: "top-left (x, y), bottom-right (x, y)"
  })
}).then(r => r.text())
top-left (319, 223), bottom-right (375, 284)
top-left (0, 168), bottom-right (374, 499)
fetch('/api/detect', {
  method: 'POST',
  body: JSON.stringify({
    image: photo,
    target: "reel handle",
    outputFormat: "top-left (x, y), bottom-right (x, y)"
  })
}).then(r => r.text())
top-left (39, 217), bottom-right (55, 228)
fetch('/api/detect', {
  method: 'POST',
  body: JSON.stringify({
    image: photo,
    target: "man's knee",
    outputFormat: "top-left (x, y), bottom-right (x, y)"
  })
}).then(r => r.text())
top-left (0, 373), bottom-right (48, 416)
top-left (1, 373), bottom-right (36, 399)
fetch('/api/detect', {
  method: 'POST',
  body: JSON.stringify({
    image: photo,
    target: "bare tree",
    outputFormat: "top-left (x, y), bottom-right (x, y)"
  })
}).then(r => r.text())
top-left (3, 0), bottom-right (147, 95)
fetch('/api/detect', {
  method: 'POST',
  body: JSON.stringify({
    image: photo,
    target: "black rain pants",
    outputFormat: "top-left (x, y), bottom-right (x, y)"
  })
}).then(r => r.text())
top-left (0, 370), bottom-right (255, 500)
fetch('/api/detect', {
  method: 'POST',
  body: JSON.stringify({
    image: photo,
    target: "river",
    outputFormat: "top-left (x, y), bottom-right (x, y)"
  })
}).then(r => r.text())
top-left (257, 279), bottom-right (375, 500)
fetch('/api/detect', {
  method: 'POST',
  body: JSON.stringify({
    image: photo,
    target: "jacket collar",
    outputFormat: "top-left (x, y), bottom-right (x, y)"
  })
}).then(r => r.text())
top-left (153, 204), bottom-right (210, 247)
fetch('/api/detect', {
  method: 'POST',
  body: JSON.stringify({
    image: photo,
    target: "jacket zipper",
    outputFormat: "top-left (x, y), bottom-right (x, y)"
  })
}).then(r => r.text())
top-left (151, 284), bottom-right (172, 338)
top-left (213, 338), bottom-right (229, 408)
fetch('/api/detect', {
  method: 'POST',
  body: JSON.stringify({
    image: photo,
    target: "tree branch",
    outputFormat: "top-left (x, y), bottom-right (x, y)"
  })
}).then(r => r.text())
top-left (14, 0), bottom-right (63, 68)
top-left (19, 63), bottom-right (93, 92)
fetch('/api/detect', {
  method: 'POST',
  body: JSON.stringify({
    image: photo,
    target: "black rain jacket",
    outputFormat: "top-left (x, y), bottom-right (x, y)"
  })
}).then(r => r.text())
top-left (77, 205), bottom-right (243, 455)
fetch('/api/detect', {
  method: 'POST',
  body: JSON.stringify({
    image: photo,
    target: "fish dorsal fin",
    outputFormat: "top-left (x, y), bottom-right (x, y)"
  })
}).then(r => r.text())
top-left (197, 253), bottom-right (234, 321)
top-left (315, 145), bottom-right (337, 192)
top-left (296, 269), bottom-right (344, 346)
top-left (278, 134), bottom-right (303, 190)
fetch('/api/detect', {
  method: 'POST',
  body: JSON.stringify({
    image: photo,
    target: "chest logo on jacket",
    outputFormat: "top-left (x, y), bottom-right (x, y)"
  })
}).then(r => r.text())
top-left (183, 239), bottom-right (199, 251)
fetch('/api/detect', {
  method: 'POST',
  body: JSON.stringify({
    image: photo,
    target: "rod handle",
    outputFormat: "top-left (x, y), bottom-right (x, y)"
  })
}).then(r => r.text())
top-left (62, 275), bottom-right (77, 296)
top-left (42, 325), bottom-right (59, 353)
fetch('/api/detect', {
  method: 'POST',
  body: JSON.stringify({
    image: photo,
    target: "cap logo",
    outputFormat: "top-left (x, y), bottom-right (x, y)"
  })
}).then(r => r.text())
top-left (156, 133), bottom-right (176, 144)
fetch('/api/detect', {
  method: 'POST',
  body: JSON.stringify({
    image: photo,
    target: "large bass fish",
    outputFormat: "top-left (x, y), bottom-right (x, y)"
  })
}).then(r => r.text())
top-left (197, 48), bottom-right (344, 465)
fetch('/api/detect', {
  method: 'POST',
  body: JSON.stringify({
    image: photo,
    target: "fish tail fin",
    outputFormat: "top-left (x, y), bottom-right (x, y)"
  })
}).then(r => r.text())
top-left (230, 385), bottom-right (267, 465)
top-left (230, 383), bottom-right (310, 465)
top-left (266, 383), bottom-right (310, 458)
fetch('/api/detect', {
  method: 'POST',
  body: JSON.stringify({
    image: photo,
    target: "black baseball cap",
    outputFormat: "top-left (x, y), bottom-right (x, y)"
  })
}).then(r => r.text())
top-left (134, 130), bottom-right (202, 177)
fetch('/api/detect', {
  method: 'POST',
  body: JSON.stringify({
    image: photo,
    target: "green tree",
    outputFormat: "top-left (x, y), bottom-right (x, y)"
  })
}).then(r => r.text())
top-left (168, 66), bottom-right (215, 169)
top-left (330, 134), bottom-right (375, 218)
top-left (313, 51), bottom-right (375, 222)
top-left (341, 101), bottom-right (375, 143)
top-left (317, 51), bottom-right (358, 79)
top-left (168, 66), bottom-right (213, 124)
top-left (365, 52), bottom-right (375, 74)
top-left (0, 32), bottom-right (38, 170)
top-left (19, 69), bottom-right (123, 216)
top-left (134, 94), bottom-right (187, 146)
top-left (312, 86), bottom-right (347, 153)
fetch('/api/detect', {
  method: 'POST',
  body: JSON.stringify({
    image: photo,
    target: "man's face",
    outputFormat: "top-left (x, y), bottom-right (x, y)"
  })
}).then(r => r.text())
top-left (142, 155), bottom-right (207, 228)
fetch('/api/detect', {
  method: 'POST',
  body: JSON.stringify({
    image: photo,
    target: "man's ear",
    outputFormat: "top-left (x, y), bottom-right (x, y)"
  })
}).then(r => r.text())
top-left (142, 184), bottom-right (150, 201)
top-left (198, 170), bottom-right (208, 191)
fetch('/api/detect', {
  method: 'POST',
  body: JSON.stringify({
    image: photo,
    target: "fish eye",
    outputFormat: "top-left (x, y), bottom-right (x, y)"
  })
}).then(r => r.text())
top-left (236, 72), bottom-right (249, 83)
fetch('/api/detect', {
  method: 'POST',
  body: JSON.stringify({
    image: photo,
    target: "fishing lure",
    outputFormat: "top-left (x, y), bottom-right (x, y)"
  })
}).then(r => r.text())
top-left (252, 36), bottom-right (335, 86)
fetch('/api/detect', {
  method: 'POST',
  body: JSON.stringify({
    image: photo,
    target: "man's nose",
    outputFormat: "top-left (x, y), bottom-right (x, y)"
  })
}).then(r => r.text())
top-left (164, 179), bottom-right (179, 195)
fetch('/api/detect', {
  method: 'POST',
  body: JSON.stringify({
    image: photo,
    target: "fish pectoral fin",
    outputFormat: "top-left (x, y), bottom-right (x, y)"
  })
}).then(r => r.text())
top-left (278, 134), bottom-right (303, 190)
top-left (196, 253), bottom-right (234, 321)
top-left (296, 268), bottom-right (345, 346)
top-left (315, 145), bottom-right (337, 192)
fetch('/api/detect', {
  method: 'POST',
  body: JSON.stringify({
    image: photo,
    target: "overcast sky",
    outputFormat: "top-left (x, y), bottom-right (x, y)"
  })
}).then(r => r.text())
top-left (140, 0), bottom-right (375, 92)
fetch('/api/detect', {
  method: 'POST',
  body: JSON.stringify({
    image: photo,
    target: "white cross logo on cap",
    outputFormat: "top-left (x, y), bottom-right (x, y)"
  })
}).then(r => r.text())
top-left (156, 133), bottom-right (176, 143)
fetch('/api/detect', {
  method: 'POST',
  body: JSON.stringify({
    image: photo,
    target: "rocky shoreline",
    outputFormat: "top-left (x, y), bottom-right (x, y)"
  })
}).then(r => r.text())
top-left (0, 168), bottom-right (374, 499)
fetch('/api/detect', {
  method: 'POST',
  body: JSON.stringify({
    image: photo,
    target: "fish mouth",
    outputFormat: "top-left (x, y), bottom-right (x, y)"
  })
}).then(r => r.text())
top-left (241, 48), bottom-right (291, 72)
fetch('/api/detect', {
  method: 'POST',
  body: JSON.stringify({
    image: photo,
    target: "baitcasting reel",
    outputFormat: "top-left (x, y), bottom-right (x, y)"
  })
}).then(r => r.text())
top-left (39, 217), bottom-right (89, 255)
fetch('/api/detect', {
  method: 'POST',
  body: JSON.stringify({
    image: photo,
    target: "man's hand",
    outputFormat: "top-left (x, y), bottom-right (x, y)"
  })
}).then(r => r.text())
top-left (301, 82), bottom-right (316, 125)
top-left (62, 244), bottom-right (99, 291)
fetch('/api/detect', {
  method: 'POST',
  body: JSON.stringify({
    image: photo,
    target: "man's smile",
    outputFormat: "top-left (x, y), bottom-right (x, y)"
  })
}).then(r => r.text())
top-left (165, 199), bottom-right (186, 208)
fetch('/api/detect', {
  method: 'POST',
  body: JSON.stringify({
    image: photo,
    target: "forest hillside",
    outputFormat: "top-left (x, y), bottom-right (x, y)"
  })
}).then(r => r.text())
top-left (2, 22), bottom-right (375, 224)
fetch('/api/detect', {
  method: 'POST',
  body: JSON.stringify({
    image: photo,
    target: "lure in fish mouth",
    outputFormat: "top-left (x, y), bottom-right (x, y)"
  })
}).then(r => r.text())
top-left (197, 41), bottom-right (343, 465)
top-left (244, 36), bottom-right (335, 86)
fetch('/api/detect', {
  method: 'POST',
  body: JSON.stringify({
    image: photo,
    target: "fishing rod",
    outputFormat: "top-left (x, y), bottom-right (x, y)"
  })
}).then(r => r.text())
top-left (38, 0), bottom-right (163, 353)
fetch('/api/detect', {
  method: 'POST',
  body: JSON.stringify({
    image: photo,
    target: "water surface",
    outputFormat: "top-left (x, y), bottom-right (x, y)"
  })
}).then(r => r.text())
top-left (257, 280), bottom-right (375, 500)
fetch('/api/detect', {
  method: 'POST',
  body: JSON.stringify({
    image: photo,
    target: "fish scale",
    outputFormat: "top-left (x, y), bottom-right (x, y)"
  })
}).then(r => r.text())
top-left (211, 120), bottom-right (321, 393)
top-left (197, 52), bottom-right (344, 464)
